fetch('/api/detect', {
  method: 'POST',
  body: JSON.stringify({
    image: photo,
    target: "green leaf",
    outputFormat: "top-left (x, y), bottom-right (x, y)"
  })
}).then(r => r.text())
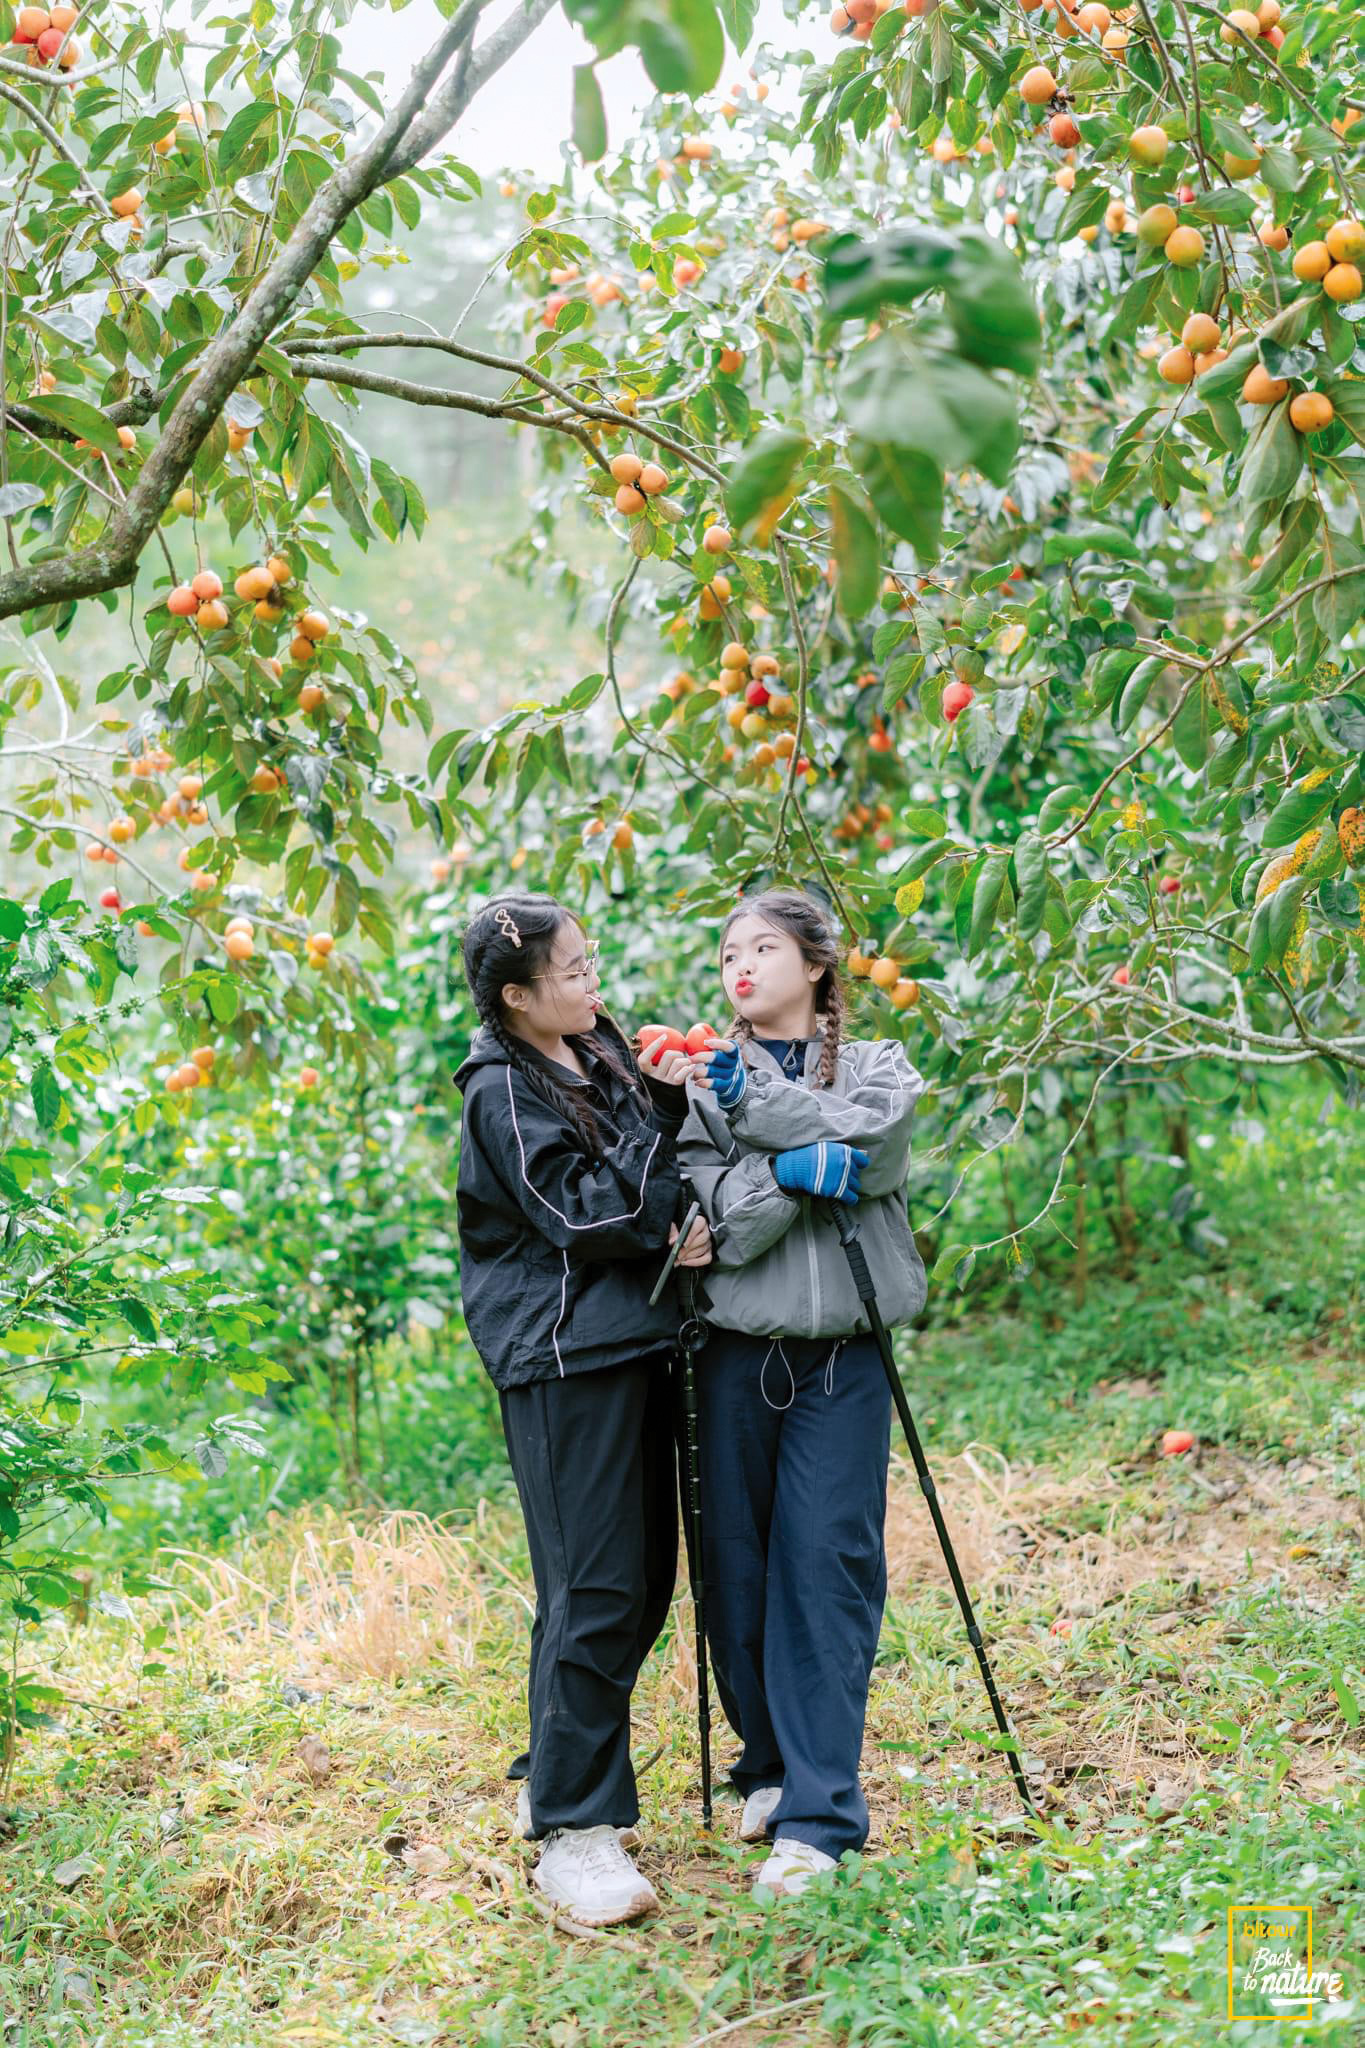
top-left (1313, 529), bottom-right (1365, 640)
top-left (1170, 675), bottom-right (1218, 771)
top-left (827, 484), bottom-right (879, 618)
top-left (25, 394), bottom-right (123, 458)
top-left (217, 99), bottom-right (276, 181)
top-left (1261, 774), bottom-right (1338, 849)
top-left (0, 482), bottom-right (45, 518)
top-left (1258, 144), bottom-right (1300, 191)
top-left (1014, 832), bottom-right (1048, 941)
top-left (1186, 187), bottom-right (1255, 226)
top-left (1245, 496), bottom-right (1318, 595)
top-left (206, 976), bottom-right (239, 1024)
top-left (821, 224), bottom-right (1040, 375)
top-left (967, 849), bottom-right (1010, 959)
top-left (1037, 784), bottom-right (1086, 832)
top-left (1090, 647), bottom-right (1142, 713)
top-left (718, 0), bottom-right (758, 47)
top-left (937, 227), bottom-right (1042, 376)
top-left (333, 864), bottom-right (361, 937)
top-left (1240, 401), bottom-right (1302, 508)
top-left (1265, 873), bottom-right (1309, 969)
top-left (564, 0), bottom-right (724, 93)
top-left (1114, 655), bottom-right (1165, 734)
top-left (1332, 1668), bottom-right (1360, 1728)
top-left (873, 618), bottom-right (912, 660)
top-left (903, 807), bottom-right (947, 839)
top-left (1042, 525), bottom-right (1141, 564)
top-left (1055, 179), bottom-right (1110, 243)
top-left (725, 428), bottom-right (807, 532)
top-left (1195, 341), bottom-right (1257, 404)
top-left (842, 334), bottom-right (1019, 486)
top-left (850, 437), bottom-right (942, 557)
top-left (289, 415), bottom-right (334, 514)
top-left (931, 1241), bottom-right (976, 1288)
top-left (30, 1061), bottom-right (62, 1131)
top-left (572, 65), bottom-right (608, 162)
top-left (1208, 114), bottom-right (1261, 157)
top-left (881, 649), bottom-right (924, 713)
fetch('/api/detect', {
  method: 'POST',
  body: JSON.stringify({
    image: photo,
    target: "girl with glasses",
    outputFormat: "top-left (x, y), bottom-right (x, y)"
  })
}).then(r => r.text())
top-left (454, 892), bottom-right (711, 1926)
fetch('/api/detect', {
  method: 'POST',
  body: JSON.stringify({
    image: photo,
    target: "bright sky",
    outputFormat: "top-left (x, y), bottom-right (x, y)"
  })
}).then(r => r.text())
top-left (335, 0), bottom-right (798, 180)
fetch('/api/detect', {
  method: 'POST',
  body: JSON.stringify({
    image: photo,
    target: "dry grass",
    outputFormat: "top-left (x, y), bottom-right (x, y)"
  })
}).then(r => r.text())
top-left (159, 1504), bottom-right (498, 1685)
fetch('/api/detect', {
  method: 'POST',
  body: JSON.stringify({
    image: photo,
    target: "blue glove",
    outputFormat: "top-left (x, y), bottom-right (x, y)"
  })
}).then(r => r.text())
top-left (772, 1142), bottom-right (869, 1204)
top-left (705, 1040), bottom-right (747, 1111)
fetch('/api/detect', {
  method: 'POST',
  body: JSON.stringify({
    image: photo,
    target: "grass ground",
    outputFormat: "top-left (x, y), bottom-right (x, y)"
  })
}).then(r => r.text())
top-left (3, 1119), bottom-right (1363, 2045)
top-left (4, 1381), bottom-right (1360, 2041)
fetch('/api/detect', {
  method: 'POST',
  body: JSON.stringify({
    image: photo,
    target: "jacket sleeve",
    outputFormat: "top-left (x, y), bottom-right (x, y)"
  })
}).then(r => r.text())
top-left (676, 1100), bottom-right (801, 1268)
top-left (722, 1039), bottom-right (924, 1200)
top-left (467, 1066), bottom-right (681, 1260)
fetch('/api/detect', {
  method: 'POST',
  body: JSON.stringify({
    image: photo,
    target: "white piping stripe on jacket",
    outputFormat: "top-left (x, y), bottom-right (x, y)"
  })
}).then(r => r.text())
top-left (720, 1162), bottom-right (790, 1226)
top-left (551, 1250), bottom-right (569, 1378)
top-left (503, 1065), bottom-right (662, 1230)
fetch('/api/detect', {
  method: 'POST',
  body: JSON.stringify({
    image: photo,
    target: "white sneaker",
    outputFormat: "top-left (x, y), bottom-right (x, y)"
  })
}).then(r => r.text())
top-left (532, 1824), bottom-right (659, 1925)
top-left (514, 1778), bottom-right (641, 1851)
top-left (738, 1784), bottom-right (783, 1842)
top-left (753, 1836), bottom-right (837, 1897)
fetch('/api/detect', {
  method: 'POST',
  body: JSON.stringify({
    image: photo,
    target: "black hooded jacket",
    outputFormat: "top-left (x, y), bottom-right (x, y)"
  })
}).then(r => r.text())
top-left (453, 1013), bottom-right (689, 1390)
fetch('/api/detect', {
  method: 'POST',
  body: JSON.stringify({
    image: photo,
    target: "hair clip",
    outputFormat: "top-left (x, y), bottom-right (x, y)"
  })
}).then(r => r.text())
top-left (494, 906), bottom-right (522, 948)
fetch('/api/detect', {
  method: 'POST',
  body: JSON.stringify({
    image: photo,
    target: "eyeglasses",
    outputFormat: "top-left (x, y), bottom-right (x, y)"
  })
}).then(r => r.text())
top-left (531, 939), bottom-right (600, 984)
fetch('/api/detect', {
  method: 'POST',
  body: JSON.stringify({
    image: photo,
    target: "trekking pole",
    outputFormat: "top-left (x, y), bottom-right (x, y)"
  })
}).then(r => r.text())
top-left (652, 1192), bottom-right (714, 1828)
top-left (818, 1197), bottom-right (1038, 1818)
top-left (675, 1279), bottom-right (714, 1828)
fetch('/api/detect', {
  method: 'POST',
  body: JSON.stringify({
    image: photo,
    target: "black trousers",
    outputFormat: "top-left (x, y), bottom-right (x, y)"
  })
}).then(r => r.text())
top-left (498, 1353), bottom-right (679, 1837)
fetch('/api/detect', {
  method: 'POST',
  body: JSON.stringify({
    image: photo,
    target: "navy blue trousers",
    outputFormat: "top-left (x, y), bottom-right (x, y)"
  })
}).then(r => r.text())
top-left (695, 1327), bottom-right (892, 1861)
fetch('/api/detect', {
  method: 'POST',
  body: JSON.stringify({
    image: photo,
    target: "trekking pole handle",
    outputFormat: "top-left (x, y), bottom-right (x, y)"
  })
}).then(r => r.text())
top-left (650, 1196), bottom-right (702, 1308)
top-left (816, 1196), bottom-right (877, 1303)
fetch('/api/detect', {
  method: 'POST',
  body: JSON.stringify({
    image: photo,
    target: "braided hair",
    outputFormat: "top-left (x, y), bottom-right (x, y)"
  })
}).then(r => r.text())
top-left (719, 886), bottom-right (847, 1090)
top-left (461, 892), bottom-right (642, 1156)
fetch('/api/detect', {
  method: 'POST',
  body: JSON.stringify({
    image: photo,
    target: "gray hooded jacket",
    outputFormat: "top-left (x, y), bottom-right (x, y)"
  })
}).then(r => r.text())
top-left (676, 1028), bottom-right (928, 1339)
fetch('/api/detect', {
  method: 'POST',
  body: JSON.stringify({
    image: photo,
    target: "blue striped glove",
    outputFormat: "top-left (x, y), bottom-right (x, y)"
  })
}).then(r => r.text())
top-left (705, 1040), bottom-right (747, 1111)
top-left (772, 1142), bottom-right (869, 1205)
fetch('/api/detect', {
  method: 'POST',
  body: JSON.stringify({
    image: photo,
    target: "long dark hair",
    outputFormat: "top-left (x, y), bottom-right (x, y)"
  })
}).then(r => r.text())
top-left (461, 892), bottom-right (641, 1154)
top-left (719, 886), bottom-right (847, 1090)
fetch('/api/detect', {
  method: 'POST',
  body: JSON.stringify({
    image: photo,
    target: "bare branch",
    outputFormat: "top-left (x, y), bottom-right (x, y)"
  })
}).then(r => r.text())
top-left (281, 353), bottom-right (612, 471)
top-left (383, 0), bottom-right (556, 182)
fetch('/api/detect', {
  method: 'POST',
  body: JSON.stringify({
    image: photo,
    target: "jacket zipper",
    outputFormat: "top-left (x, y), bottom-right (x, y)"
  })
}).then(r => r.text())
top-left (804, 1204), bottom-right (821, 1329)
top-left (800, 1048), bottom-right (823, 1327)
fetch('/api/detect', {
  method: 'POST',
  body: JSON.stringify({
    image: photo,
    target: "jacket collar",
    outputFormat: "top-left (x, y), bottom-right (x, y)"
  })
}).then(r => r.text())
top-left (742, 1019), bottom-right (827, 1084)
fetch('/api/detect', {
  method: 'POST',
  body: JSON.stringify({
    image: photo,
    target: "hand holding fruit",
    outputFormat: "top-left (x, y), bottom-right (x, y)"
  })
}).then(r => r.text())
top-left (635, 1027), bottom-right (694, 1088)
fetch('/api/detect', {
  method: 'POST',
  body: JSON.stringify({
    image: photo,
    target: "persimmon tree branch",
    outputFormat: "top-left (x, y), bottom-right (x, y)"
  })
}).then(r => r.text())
top-left (280, 354), bottom-right (613, 472)
top-left (381, 0), bottom-right (557, 182)
top-left (0, 0), bottom-right (550, 621)
top-left (273, 329), bottom-right (727, 481)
